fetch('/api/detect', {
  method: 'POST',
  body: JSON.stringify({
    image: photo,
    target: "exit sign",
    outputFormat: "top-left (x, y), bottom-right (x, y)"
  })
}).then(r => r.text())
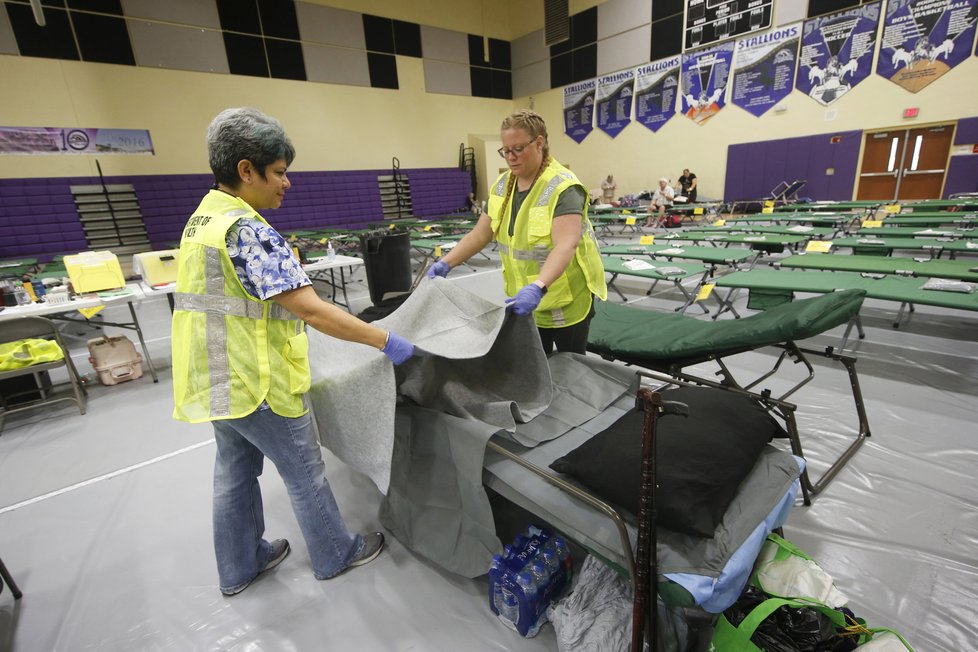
top-left (903, 107), bottom-right (919, 119)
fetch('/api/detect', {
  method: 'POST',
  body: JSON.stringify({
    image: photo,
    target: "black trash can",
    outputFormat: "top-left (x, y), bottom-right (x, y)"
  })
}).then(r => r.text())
top-left (359, 230), bottom-right (412, 306)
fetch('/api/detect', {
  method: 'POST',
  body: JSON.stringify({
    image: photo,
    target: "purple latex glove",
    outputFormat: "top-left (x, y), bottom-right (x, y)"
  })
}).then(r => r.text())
top-left (382, 331), bottom-right (415, 365)
top-left (427, 260), bottom-right (450, 279)
top-left (505, 283), bottom-right (544, 316)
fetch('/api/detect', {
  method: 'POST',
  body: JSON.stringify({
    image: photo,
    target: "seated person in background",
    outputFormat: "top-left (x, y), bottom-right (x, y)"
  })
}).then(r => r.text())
top-left (678, 169), bottom-right (697, 203)
top-left (600, 174), bottom-right (617, 203)
top-left (645, 178), bottom-right (675, 227)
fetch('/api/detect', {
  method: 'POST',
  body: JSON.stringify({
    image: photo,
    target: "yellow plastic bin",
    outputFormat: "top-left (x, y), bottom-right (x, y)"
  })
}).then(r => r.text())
top-left (64, 251), bottom-right (125, 293)
top-left (132, 250), bottom-right (180, 287)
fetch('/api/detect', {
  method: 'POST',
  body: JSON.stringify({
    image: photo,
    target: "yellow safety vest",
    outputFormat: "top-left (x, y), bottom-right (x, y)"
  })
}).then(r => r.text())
top-left (0, 338), bottom-right (64, 370)
top-left (171, 189), bottom-right (310, 423)
top-left (487, 159), bottom-right (607, 328)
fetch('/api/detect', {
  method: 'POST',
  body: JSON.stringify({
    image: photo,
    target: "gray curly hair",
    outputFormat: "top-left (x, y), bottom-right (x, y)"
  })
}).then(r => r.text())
top-left (207, 107), bottom-right (295, 188)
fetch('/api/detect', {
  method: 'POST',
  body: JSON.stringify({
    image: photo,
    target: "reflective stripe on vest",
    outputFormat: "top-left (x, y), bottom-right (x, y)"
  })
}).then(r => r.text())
top-left (496, 242), bottom-right (550, 262)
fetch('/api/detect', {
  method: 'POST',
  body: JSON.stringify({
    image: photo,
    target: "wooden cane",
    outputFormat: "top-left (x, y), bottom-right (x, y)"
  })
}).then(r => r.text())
top-left (631, 388), bottom-right (662, 652)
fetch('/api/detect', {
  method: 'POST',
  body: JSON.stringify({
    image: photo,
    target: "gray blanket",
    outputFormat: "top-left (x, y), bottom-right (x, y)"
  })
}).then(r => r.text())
top-left (307, 278), bottom-right (635, 576)
top-left (307, 277), bottom-right (552, 493)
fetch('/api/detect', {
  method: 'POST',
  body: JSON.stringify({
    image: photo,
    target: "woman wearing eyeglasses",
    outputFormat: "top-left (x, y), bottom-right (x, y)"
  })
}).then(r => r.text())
top-left (427, 110), bottom-right (606, 354)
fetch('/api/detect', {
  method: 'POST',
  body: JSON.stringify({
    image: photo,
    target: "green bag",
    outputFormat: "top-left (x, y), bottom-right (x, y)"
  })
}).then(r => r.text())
top-left (711, 533), bottom-right (916, 651)
top-left (0, 338), bottom-right (64, 371)
top-left (709, 595), bottom-right (862, 651)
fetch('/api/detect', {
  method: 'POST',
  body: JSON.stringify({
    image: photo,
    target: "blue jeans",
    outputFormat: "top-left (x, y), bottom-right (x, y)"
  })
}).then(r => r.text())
top-left (211, 407), bottom-right (361, 593)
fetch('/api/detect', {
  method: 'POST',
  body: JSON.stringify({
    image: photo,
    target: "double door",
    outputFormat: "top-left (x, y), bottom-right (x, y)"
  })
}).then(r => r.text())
top-left (856, 124), bottom-right (954, 201)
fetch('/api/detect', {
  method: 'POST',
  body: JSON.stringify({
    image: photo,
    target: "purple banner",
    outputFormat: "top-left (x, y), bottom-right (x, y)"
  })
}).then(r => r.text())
top-left (732, 24), bottom-right (801, 117)
top-left (797, 2), bottom-right (882, 106)
top-left (634, 56), bottom-right (681, 133)
top-left (0, 127), bottom-right (154, 155)
top-left (680, 42), bottom-right (734, 125)
top-left (595, 70), bottom-right (635, 138)
top-left (563, 80), bottom-right (596, 144)
top-left (877, 0), bottom-right (978, 93)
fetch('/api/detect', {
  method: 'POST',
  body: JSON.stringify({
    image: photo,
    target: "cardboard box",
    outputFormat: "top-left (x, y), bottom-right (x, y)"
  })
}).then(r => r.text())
top-left (87, 335), bottom-right (143, 385)
top-left (132, 250), bottom-right (179, 287)
top-left (64, 251), bottom-right (125, 293)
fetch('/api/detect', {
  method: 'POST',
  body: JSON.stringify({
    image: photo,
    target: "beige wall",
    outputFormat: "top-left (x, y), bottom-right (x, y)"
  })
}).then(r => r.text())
top-left (1, 0), bottom-right (974, 202)
top-left (521, 56), bottom-right (978, 201)
top-left (0, 54), bottom-right (510, 180)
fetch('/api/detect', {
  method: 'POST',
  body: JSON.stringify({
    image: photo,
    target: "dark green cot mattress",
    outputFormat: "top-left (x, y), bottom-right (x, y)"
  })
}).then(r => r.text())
top-left (587, 289), bottom-right (866, 365)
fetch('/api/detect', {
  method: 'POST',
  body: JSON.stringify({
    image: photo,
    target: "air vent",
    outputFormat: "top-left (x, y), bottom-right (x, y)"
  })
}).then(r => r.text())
top-left (544, 0), bottom-right (569, 47)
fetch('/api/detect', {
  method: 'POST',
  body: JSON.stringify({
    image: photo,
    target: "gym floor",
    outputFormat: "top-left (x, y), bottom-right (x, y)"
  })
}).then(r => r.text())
top-left (1, 232), bottom-right (975, 651)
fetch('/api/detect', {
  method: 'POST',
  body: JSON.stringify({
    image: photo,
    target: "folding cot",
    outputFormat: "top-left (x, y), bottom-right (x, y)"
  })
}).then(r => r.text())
top-left (482, 376), bottom-right (806, 617)
top-left (587, 289), bottom-right (870, 505)
top-left (714, 268), bottom-right (978, 330)
top-left (657, 231), bottom-right (809, 253)
top-left (307, 280), bottom-right (809, 632)
top-left (601, 243), bottom-right (759, 269)
top-left (773, 200), bottom-right (880, 213)
top-left (693, 224), bottom-right (837, 239)
top-left (900, 198), bottom-right (978, 211)
top-left (409, 237), bottom-right (470, 270)
top-left (881, 213), bottom-right (978, 227)
top-left (590, 212), bottom-right (648, 240)
top-left (725, 212), bottom-right (857, 232)
top-left (775, 253), bottom-right (978, 282)
top-left (830, 236), bottom-right (978, 259)
top-left (600, 255), bottom-right (712, 313)
top-left (854, 226), bottom-right (978, 239)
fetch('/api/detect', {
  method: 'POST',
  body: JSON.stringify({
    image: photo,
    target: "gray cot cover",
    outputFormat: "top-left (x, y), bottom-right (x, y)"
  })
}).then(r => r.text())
top-left (306, 278), bottom-right (635, 576)
top-left (306, 278), bottom-right (801, 579)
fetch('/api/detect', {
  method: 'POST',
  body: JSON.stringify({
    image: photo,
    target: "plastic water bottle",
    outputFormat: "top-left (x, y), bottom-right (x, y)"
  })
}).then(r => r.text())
top-left (497, 586), bottom-right (520, 630)
top-left (530, 559), bottom-right (549, 592)
top-left (326, 240), bottom-right (336, 261)
top-left (517, 570), bottom-right (537, 602)
top-left (541, 548), bottom-right (560, 576)
top-left (520, 566), bottom-right (547, 637)
top-left (553, 536), bottom-right (572, 572)
top-left (490, 555), bottom-right (506, 615)
top-left (503, 544), bottom-right (516, 560)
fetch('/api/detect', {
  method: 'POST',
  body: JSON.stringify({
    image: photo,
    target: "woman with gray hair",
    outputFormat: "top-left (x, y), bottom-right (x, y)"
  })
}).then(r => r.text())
top-left (172, 107), bottom-right (414, 596)
top-left (427, 109), bottom-right (606, 355)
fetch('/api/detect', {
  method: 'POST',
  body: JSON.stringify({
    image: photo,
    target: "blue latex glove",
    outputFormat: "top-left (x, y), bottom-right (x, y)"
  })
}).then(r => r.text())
top-left (505, 283), bottom-right (544, 316)
top-left (427, 260), bottom-right (450, 279)
top-left (382, 331), bottom-right (414, 365)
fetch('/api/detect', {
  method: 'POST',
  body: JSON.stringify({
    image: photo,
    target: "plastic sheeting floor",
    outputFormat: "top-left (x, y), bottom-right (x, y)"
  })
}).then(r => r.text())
top-left (1, 243), bottom-right (977, 651)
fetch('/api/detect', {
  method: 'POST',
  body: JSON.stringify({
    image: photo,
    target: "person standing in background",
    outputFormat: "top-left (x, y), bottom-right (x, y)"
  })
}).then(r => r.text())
top-left (600, 174), bottom-right (617, 203)
top-left (427, 109), bottom-right (607, 355)
top-left (678, 169), bottom-right (697, 203)
top-left (172, 107), bottom-right (415, 597)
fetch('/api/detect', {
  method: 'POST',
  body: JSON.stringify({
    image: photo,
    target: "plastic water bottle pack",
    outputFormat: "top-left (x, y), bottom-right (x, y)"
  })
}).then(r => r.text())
top-left (487, 525), bottom-right (572, 637)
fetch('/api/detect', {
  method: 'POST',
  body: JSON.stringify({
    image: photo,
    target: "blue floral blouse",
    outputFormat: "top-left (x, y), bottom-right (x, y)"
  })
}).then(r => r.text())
top-left (225, 217), bottom-right (311, 301)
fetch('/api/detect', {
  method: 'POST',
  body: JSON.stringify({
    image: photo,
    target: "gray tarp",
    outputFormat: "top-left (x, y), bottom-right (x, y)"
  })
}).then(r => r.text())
top-left (307, 278), bottom-right (635, 577)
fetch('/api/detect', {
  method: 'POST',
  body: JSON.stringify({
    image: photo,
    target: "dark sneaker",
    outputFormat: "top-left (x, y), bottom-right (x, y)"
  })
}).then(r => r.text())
top-left (347, 532), bottom-right (385, 569)
top-left (221, 539), bottom-right (290, 596)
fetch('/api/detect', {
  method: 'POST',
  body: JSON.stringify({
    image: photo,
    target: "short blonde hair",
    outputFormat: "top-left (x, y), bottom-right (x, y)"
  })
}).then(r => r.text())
top-left (501, 109), bottom-right (550, 160)
top-left (659, 177), bottom-right (669, 184)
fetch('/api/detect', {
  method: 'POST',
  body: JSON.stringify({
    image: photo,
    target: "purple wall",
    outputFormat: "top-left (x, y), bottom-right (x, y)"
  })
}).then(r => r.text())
top-left (724, 130), bottom-right (862, 202)
top-left (945, 117), bottom-right (978, 198)
top-left (0, 168), bottom-right (471, 261)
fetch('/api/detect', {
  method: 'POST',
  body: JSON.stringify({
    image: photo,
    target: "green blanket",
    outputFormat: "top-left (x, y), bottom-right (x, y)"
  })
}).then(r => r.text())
top-left (587, 289), bottom-right (866, 365)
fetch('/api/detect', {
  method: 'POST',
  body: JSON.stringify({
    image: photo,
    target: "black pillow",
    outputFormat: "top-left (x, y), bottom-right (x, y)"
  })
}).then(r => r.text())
top-left (548, 385), bottom-right (785, 538)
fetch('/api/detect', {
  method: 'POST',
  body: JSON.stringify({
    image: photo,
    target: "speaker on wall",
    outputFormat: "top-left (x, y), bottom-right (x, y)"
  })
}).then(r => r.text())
top-left (544, 0), bottom-right (569, 47)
